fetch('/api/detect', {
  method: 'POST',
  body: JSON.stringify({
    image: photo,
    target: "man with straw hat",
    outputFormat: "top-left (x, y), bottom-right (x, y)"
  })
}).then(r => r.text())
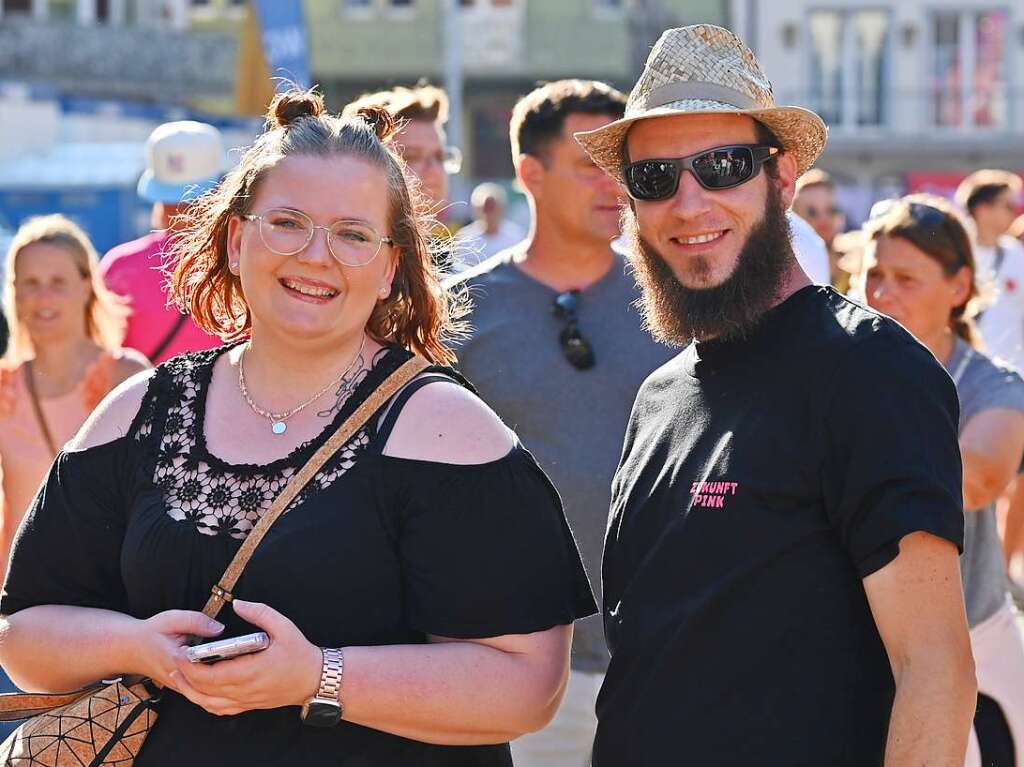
top-left (579, 25), bottom-right (975, 766)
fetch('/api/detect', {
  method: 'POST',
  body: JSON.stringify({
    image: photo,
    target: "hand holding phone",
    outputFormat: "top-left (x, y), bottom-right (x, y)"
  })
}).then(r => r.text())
top-left (185, 631), bottom-right (271, 664)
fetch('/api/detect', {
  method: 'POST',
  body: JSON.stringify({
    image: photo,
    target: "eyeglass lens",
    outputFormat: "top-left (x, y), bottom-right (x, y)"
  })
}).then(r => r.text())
top-left (256, 208), bottom-right (385, 267)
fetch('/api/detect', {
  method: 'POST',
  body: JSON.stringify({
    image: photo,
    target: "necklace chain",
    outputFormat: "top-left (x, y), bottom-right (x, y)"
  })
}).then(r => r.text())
top-left (238, 336), bottom-right (366, 429)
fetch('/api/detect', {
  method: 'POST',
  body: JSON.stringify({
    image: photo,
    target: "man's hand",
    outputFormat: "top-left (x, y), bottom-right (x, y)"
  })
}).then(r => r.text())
top-left (864, 531), bottom-right (976, 767)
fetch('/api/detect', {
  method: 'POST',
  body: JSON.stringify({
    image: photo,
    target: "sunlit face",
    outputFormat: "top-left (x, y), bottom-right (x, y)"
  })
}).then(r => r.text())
top-left (793, 184), bottom-right (844, 245)
top-left (626, 113), bottom-right (796, 290)
top-left (864, 234), bottom-right (970, 343)
top-left (227, 154), bottom-right (398, 347)
top-left (13, 242), bottom-right (92, 346)
top-left (395, 120), bottom-right (449, 215)
top-left (531, 112), bottom-right (625, 245)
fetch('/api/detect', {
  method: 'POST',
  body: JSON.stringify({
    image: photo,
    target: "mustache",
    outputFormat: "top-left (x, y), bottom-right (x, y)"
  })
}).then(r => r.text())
top-left (622, 185), bottom-right (794, 346)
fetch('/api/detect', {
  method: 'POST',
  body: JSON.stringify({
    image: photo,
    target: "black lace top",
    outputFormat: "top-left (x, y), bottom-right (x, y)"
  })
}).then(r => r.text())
top-left (1, 345), bottom-right (596, 767)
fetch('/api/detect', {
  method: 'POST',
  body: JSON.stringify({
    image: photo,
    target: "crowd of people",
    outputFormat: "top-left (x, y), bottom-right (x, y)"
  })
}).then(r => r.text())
top-left (0, 21), bottom-right (1022, 767)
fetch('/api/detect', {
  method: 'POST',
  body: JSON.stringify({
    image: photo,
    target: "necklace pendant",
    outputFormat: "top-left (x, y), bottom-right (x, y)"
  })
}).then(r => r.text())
top-left (271, 421), bottom-right (287, 435)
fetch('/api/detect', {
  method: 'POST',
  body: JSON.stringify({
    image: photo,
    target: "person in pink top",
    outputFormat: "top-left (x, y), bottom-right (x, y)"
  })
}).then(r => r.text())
top-left (101, 120), bottom-right (225, 363)
top-left (0, 215), bottom-right (149, 579)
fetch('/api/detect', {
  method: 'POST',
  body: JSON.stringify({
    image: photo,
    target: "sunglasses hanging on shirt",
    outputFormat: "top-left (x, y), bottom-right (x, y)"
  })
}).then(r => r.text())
top-left (553, 291), bottom-right (596, 371)
top-left (624, 144), bottom-right (780, 201)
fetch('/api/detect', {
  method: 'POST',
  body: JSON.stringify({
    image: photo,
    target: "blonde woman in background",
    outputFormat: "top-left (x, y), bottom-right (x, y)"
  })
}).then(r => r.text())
top-left (0, 215), bottom-right (149, 578)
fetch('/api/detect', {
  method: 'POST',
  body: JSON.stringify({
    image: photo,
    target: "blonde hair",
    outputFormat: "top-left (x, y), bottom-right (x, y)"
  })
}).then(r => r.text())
top-left (3, 215), bottom-right (129, 364)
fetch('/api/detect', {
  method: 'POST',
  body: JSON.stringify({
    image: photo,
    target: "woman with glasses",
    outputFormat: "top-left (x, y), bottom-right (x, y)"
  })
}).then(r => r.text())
top-left (0, 91), bottom-right (595, 766)
top-left (864, 193), bottom-right (1024, 767)
top-left (0, 215), bottom-right (148, 581)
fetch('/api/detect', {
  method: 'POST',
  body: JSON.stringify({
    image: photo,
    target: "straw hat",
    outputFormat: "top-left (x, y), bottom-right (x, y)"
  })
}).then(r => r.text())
top-left (575, 24), bottom-right (827, 182)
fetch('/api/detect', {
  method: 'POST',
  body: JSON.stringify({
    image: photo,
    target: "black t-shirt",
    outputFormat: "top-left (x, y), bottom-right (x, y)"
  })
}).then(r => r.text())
top-left (595, 287), bottom-right (964, 767)
top-left (1, 344), bottom-right (596, 767)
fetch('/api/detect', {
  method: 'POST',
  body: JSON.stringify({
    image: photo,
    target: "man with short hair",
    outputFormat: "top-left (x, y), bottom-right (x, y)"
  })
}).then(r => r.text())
top-left (793, 167), bottom-right (847, 289)
top-left (452, 182), bottom-right (526, 270)
top-left (101, 121), bottom-right (223, 364)
top-left (956, 169), bottom-right (1024, 370)
top-left (449, 79), bottom-right (674, 767)
top-left (576, 25), bottom-right (975, 766)
top-left (343, 83), bottom-right (460, 220)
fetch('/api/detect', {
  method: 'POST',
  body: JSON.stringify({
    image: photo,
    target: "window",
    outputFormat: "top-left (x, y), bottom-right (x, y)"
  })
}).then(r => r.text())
top-left (49, 0), bottom-right (76, 20)
top-left (593, 0), bottom-right (624, 17)
top-left (343, 0), bottom-right (374, 18)
top-left (808, 8), bottom-right (890, 128)
top-left (932, 9), bottom-right (1009, 129)
top-left (1, 0), bottom-right (32, 15)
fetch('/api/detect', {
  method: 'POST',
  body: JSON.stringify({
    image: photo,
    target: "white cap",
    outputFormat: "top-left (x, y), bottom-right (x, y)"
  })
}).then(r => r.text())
top-left (137, 120), bottom-right (224, 205)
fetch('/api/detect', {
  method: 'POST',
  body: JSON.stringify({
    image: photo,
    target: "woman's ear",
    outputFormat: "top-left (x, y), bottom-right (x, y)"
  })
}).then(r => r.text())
top-left (226, 215), bottom-right (243, 275)
top-left (951, 265), bottom-right (973, 307)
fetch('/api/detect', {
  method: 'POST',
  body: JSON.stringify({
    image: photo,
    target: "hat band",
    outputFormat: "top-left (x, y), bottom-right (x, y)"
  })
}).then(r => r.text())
top-left (640, 81), bottom-right (766, 112)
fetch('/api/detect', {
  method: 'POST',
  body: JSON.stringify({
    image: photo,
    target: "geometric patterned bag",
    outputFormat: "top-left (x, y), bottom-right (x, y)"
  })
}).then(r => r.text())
top-left (0, 355), bottom-right (430, 767)
top-left (0, 678), bottom-right (159, 766)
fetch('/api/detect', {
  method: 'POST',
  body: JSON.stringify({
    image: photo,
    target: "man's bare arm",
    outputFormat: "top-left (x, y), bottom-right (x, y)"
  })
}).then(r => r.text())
top-left (863, 531), bottom-right (976, 767)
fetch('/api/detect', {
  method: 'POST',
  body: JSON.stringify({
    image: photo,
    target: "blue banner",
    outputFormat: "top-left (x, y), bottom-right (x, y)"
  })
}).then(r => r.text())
top-left (252, 0), bottom-right (311, 90)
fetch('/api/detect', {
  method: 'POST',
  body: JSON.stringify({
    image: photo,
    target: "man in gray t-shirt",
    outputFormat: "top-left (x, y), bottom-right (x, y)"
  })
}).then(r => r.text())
top-left (449, 81), bottom-right (674, 767)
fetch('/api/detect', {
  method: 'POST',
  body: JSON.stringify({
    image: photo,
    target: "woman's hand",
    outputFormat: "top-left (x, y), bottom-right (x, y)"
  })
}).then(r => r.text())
top-left (129, 609), bottom-right (226, 691)
top-left (169, 599), bottom-right (323, 717)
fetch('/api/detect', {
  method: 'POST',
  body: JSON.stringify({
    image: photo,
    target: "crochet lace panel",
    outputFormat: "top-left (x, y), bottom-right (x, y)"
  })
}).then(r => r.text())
top-left (133, 349), bottom-right (373, 540)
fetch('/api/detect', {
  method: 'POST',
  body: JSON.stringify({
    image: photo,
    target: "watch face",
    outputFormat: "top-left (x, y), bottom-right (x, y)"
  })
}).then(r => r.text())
top-left (302, 699), bottom-right (342, 728)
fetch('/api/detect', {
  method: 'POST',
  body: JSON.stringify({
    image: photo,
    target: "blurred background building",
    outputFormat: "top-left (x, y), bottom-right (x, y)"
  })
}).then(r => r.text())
top-left (0, 0), bottom-right (1020, 251)
top-left (731, 0), bottom-right (1024, 221)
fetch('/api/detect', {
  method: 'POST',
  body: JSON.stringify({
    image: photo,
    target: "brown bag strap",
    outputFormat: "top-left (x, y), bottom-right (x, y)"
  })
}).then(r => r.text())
top-left (200, 353), bottom-right (431, 619)
top-left (23, 362), bottom-right (59, 458)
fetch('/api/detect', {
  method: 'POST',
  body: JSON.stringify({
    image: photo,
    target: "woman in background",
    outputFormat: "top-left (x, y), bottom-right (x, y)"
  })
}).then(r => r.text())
top-left (0, 214), bottom-right (148, 576)
top-left (864, 193), bottom-right (1024, 767)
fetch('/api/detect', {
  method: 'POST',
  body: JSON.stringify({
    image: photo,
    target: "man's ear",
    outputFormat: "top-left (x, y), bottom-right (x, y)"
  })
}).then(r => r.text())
top-left (774, 152), bottom-right (799, 209)
top-left (517, 153), bottom-right (546, 202)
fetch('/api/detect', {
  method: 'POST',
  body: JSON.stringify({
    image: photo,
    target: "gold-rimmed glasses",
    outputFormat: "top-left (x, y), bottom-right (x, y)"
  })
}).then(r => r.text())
top-left (242, 207), bottom-right (394, 267)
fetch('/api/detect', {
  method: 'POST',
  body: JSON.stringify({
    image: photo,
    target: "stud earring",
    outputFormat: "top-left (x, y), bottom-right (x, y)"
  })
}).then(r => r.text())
top-left (379, 285), bottom-right (391, 298)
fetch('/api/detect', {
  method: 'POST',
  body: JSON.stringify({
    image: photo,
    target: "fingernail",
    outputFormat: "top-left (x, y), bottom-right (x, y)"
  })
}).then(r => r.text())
top-left (209, 619), bottom-right (224, 632)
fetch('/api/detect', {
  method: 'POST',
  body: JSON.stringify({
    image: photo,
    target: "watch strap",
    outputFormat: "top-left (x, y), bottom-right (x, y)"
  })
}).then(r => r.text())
top-left (317, 648), bottom-right (344, 704)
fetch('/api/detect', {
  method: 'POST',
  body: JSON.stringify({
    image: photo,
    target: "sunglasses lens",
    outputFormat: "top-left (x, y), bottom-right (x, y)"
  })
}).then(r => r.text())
top-left (626, 161), bottom-right (680, 201)
top-left (692, 146), bottom-right (755, 189)
top-left (559, 326), bottom-right (596, 370)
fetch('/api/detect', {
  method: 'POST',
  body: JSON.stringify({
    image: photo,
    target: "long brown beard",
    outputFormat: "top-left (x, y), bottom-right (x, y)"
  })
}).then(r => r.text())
top-left (624, 183), bottom-right (795, 346)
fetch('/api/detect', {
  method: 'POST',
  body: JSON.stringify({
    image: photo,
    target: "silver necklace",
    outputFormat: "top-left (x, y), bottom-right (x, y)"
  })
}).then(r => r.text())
top-left (237, 336), bottom-right (366, 435)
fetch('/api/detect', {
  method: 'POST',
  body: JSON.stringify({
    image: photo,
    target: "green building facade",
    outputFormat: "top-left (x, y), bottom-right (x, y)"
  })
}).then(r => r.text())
top-left (306, 0), bottom-right (726, 180)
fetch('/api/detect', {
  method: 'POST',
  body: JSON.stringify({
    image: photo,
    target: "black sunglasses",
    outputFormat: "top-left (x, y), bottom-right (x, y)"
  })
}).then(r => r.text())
top-left (552, 291), bottom-right (595, 371)
top-left (624, 144), bottom-right (780, 201)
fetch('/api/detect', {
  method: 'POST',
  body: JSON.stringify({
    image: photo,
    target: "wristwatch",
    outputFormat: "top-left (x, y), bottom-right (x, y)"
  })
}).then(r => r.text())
top-left (300, 648), bottom-right (344, 727)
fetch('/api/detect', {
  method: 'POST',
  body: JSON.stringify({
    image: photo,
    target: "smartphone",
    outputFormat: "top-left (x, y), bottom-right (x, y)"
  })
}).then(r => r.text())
top-left (185, 632), bottom-right (271, 664)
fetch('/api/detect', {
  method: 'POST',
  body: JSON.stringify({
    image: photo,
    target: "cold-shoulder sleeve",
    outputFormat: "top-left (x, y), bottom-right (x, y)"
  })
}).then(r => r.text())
top-left (1, 439), bottom-right (136, 616)
top-left (382, 445), bottom-right (597, 639)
